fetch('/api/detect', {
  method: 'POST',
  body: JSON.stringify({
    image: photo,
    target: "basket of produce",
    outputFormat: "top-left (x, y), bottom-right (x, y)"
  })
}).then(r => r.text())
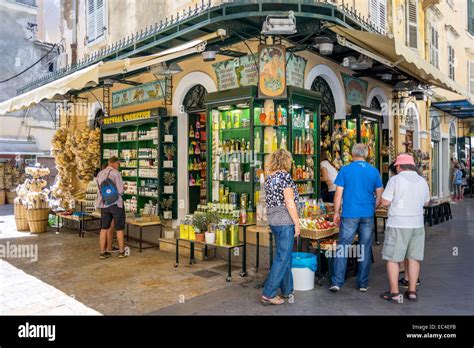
top-left (27, 208), bottom-right (51, 233)
top-left (375, 207), bottom-right (388, 218)
top-left (300, 218), bottom-right (337, 239)
top-left (6, 190), bottom-right (17, 204)
top-left (14, 202), bottom-right (29, 231)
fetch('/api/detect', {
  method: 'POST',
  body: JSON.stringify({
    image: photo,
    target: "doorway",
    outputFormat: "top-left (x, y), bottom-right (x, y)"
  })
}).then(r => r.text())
top-left (442, 138), bottom-right (450, 197)
top-left (183, 84), bottom-right (208, 214)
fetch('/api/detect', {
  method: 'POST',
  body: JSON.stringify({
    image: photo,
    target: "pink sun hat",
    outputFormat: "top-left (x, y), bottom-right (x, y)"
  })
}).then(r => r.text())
top-left (394, 154), bottom-right (416, 166)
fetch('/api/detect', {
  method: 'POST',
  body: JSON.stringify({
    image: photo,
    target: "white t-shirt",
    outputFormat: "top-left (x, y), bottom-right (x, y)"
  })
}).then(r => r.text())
top-left (382, 171), bottom-right (430, 228)
top-left (320, 160), bottom-right (338, 192)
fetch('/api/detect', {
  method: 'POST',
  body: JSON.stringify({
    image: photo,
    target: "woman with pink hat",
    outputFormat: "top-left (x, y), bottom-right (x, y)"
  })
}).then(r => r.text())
top-left (380, 154), bottom-right (430, 303)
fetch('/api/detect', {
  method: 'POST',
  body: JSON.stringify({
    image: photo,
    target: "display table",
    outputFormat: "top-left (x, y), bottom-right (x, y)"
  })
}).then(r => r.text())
top-left (53, 211), bottom-right (99, 237)
top-left (125, 219), bottom-right (162, 252)
top-left (174, 222), bottom-right (255, 282)
top-left (424, 201), bottom-right (452, 226)
top-left (246, 225), bottom-right (274, 273)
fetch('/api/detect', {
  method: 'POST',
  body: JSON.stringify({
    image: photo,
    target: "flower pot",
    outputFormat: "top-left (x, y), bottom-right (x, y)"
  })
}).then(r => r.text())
top-left (205, 232), bottom-right (216, 244)
top-left (6, 191), bottom-right (17, 204)
top-left (163, 210), bottom-right (173, 220)
top-left (14, 203), bottom-right (29, 232)
top-left (195, 233), bottom-right (205, 242)
top-left (164, 135), bottom-right (173, 143)
top-left (27, 208), bottom-right (50, 233)
top-left (164, 185), bottom-right (174, 194)
top-left (179, 224), bottom-right (189, 239)
top-left (164, 229), bottom-right (175, 239)
top-left (163, 160), bottom-right (173, 168)
top-left (188, 226), bottom-right (196, 240)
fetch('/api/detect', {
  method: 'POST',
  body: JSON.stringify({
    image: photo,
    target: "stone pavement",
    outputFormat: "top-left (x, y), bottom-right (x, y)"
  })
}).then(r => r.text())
top-left (151, 199), bottom-right (474, 315)
top-left (0, 259), bottom-right (100, 315)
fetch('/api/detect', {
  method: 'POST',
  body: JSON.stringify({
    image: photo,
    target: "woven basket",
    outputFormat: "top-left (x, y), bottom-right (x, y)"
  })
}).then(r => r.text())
top-left (0, 190), bottom-right (5, 205)
top-left (26, 208), bottom-right (50, 233)
top-left (300, 227), bottom-right (337, 240)
top-left (14, 203), bottom-right (29, 231)
top-left (6, 191), bottom-right (17, 204)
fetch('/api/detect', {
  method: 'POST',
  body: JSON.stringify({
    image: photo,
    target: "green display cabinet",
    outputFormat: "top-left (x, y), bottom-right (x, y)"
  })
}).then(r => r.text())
top-left (205, 86), bottom-right (322, 208)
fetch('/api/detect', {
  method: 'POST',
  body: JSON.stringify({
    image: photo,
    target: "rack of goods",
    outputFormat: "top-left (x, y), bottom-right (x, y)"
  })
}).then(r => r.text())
top-left (205, 86), bottom-right (321, 218)
top-left (100, 108), bottom-right (174, 219)
top-left (188, 111), bottom-right (207, 213)
top-left (159, 116), bottom-right (178, 220)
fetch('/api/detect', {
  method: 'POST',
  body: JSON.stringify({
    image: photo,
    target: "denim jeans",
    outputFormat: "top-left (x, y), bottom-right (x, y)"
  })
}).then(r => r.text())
top-left (331, 217), bottom-right (374, 288)
top-left (263, 225), bottom-right (295, 298)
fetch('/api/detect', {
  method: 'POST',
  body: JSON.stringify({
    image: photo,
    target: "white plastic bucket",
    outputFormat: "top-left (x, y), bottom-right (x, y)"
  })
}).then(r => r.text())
top-left (291, 267), bottom-right (315, 291)
top-left (205, 232), bottom-right (216, 244)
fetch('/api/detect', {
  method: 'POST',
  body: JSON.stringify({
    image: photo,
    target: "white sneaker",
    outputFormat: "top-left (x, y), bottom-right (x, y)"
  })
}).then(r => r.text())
top-left (359, 287), bottom-right (369, 292)
top-left (329, 285), bottom-right (340, 292)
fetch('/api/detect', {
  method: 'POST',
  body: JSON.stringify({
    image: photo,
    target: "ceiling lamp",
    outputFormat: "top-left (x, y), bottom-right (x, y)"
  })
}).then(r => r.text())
top-left (379, 73), bottom-right (392, 81)
top-left (313, 36), bottom-right (333, 55)
top-left (149, 62), bottom-right (183, 76)
top-left (202, 46), bottom-right (219, 62)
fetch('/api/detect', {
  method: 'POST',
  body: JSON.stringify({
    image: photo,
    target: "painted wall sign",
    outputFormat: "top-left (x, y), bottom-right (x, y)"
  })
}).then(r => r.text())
top-left (112, 80), bottom-right (166, 109)
top-left (103, 110), bottom-right (152, 125)
top-left (341, 72), bottom-right (368, 106)
top-left (258, 45), bottom-right (287, 98)
top-left (212, 53), bottom-right (306, 92)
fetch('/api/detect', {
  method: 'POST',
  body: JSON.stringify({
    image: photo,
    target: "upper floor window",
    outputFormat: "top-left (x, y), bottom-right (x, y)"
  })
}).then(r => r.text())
top-left (13, 0), bottom-right (36, 6)
top-left (469, 0), bottom-right (474, 35)
top-left (369, 0), bottom-right (387, 33)
top-left (448, 45), bottom-right (455, 80)
top-left (406, 0), bottom-right (418, 49)
top-left (87, 0), bottom-right (106, 45)
top-left (429, 25), bottom-right (439, 68)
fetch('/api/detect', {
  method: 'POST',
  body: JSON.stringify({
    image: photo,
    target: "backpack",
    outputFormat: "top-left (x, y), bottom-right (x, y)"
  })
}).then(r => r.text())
top-left (98, 169), bottom-right (120, 206)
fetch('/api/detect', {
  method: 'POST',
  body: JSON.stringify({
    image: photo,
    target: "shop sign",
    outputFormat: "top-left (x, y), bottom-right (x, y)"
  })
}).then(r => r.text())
top-left (112, 80), bottom-right (166, 109)
top-left (212, 52), bottom-right (306, 92)
top-left (341, 72), bottom-right (368, 106)
top-left (103, 110), bottom-right (152, 125)
top-left (258, 45), bottom-right (287, 98)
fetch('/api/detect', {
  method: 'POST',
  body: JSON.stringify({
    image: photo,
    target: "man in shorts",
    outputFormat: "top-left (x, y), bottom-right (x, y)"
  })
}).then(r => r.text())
top-left (380, 154), bottom-right (430, 303)
top-left (95, 157), bottom-right (128, 259)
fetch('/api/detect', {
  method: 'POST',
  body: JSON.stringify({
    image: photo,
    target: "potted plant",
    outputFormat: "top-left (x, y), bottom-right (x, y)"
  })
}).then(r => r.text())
top-left (163, 172), bottom-right (175, 194)
top-left (204, 210), bottom-right (220, 244)
top-left (163, 119), bottom-right (174, 143)
top-left (160, 196), bottom-right (174, 220)
top-left (191, 212), bottom-right (207, 242)
top-left (163, 145), bottom-right (176, 168)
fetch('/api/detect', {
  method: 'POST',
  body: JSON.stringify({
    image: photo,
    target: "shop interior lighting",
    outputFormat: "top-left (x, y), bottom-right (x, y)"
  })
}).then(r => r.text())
top-left (236, 103), bottom-right (249, 109)
top-left (217, 105), bottom-right (232, 111)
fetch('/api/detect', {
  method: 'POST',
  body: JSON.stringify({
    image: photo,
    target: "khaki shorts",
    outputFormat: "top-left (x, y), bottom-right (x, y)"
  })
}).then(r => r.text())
top-left (382, 227), bottom-right (425, 262)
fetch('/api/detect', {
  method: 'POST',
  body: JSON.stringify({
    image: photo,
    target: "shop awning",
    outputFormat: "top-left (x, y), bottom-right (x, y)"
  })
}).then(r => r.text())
top-left (329, 26), bottom-right (469, 97)
top-left (432, 99), bottom-right (474, 118)
top-left (0, 30), bottom-right (225, 114)
top-left (0, 140), bottom-right (45, 155)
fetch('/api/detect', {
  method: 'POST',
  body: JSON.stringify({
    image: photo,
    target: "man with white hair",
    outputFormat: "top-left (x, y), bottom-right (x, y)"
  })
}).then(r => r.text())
top-left (330, 143), bottom-right (383, 293)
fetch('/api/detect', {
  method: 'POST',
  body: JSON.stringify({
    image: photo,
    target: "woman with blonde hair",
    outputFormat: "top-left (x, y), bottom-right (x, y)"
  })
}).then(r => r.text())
top-left (261, 149), bottom-right (300, 305)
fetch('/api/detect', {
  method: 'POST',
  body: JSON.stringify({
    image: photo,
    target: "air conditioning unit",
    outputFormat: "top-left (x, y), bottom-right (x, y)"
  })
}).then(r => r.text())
top-left (56, 52), bottom-right (68, 70)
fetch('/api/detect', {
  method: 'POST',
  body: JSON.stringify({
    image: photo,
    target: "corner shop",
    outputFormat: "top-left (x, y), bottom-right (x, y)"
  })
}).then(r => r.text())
top-left (0, 1), bottom-right (469, 245)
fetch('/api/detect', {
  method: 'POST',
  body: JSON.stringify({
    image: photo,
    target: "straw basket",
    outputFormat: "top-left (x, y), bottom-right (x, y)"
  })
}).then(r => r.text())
top-left (300, 227), bottom-right (337, 240)
top-left (26, 208), bottom-right (50, 233)
top-left (0, 190), bottom-right (5, 205)
top-left (14, 203), bottom-right (29, 232)
top-left (6, 191), bottom-right (17, 204)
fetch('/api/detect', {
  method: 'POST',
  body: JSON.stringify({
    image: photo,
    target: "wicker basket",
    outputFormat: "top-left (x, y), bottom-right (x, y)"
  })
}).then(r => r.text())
top-left (300, 227), bottom-right (337, 240)
top-left (0, 190), bottom-right (5, 205)
top-left (6, 191), bottom-right (17, 204)
top-left (26, 208), bottom-right (50, 233)
top-left (14, 203), bottom-right (29, 231)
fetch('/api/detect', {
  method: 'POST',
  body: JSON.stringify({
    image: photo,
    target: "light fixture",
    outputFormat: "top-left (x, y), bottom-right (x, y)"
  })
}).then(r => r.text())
top-left (342, 55), bottom-right (373, 70)
top-left (380, 73), bottom-right (392, 81)
top-left (313, 37), bottom-right (333, 55)
top-left (217, 105), bottom-right (232, 111)
top-left (149, 62), bottom-right (182, 76)
top-left (261, 10), bottom-right (297, 35)
top-left (202, 46), bottom-right (218, 62)
top-left (236, 103), bottom-right (249, 109)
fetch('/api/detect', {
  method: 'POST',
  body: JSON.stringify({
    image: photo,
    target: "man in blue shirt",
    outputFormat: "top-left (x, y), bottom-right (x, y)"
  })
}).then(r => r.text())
top-left (329, 143), bottom-right (383, 292)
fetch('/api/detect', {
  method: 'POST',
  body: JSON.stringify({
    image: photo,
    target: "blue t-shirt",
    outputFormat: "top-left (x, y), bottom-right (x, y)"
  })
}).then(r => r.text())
top-left (454, 169), bottom-right (463, 185)
top-left (334, 161), bottom-right (383, 218)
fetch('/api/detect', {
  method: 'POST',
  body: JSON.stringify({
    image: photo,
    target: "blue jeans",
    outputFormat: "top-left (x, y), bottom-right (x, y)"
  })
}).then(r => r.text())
top-left (263, 225), bottom-right (295, 298)
top-left (331, 217), bottom-right (374, 288)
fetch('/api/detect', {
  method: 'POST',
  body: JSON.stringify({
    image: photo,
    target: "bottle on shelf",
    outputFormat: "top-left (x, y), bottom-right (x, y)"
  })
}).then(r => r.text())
top-left (280, 133), bottom-right (287, 150)
top-left (267, 107), bottom-right (276, 125)
top-left (277, 105), bottom-right (283, 125)
top-left (255, 132), bottom-right (261, 153)
top-left (271, 130), bottom-right (278, 152)
top-left (247, 200), bottom-right (254, 223)
top-left (281, 106), bottom-right (287, 126)
top-left (220, 113), bottom-right (226, 130)
top-left (226, 111), bottom-right (232, 129)
top-left (195, 121), bottom-right (200, 139)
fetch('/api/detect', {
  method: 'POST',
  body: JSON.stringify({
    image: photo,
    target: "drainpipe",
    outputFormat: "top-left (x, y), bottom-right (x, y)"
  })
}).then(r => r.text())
top-left (70, 0), bottom-right (78, 65)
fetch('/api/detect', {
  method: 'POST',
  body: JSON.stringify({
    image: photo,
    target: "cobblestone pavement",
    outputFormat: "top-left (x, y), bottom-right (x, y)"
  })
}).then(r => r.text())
top-left (0, 204), bottom-right (246, 315)
top-left (0, 259), bottom-right (101, 315)
top-left (152, 199), bottom-right (474, 315)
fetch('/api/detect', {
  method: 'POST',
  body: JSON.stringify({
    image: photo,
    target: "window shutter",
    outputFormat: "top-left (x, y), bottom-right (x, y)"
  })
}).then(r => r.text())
top-left (406, 0), bottom-right (418, 49)
top-left (469, 62), bottom-right (474, 96)
top-left (379, 0), bottom-right (386, 32)
top-left (87, 0), bottom-right (96, 43)
top-left (96, 0), bottom-right (105, 39)
top-left (430, 25), bottom-right (439, 68)
top-left (370, 0), bottom-right (386, 33)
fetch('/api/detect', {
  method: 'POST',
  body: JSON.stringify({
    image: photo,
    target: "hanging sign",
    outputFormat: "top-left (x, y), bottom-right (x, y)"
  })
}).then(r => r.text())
top-left (258, 45), bottom-right (287, 98)
top-left (341, 72), bottom-right (368, 106)
top-left (112, 80), bottom-right (166, 109)
top-left (212, 52), bottom-right (305, 92)
top-left (103, 110), bottom-right (152, 125)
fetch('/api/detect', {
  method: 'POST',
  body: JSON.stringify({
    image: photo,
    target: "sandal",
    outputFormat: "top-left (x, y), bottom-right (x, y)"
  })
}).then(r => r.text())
top-left (380, 291), bottom-right (402, 304)
top-left (405, 290), bottom-right (418, 302)
top-left (261, 295), bottom-right (284, 306)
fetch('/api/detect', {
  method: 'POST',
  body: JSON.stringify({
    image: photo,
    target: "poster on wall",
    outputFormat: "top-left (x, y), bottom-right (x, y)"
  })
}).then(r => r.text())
top-left (258, 45), bottom-right (287, 98)
top-left (112, 80), bottom-right (166, 109)
top-left (341, 72), bottom-right (368, 106)
top-left (212, 53), bottom-right (306, 92)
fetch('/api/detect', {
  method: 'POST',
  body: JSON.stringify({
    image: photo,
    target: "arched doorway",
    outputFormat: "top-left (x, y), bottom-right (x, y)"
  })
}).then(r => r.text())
top-left (183, 84), bottom-right (208, 214)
